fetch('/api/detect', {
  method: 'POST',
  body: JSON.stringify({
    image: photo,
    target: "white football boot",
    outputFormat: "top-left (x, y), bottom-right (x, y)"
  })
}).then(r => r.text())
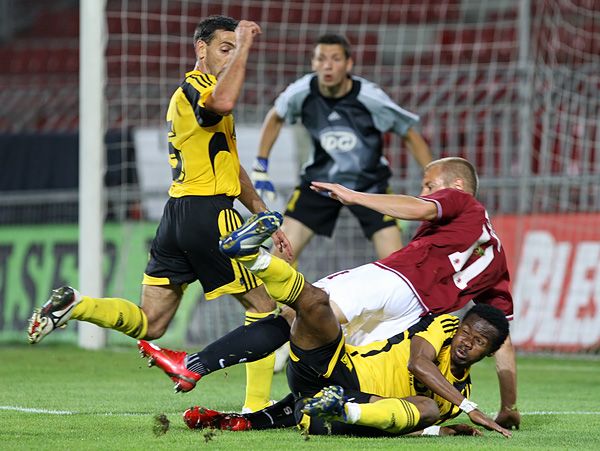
top-left (27, 286), bottom-right (82, 344)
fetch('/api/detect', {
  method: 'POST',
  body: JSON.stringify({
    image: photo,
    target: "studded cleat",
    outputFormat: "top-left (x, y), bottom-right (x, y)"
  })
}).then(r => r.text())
top-left (28, 286), bottom-right (82, 344)
top-left (222, 415), bottom-right (252, 431)
top-left (302, 385), bottom-right (347, 422)
top-left (137, 340), bottom-right (201, 393)
top-left (219, 211), bottom-right (283, 258)
top-left (183, 406), bottom-right (252, 431)
top-left (183, 406), bottom-right (224, 429)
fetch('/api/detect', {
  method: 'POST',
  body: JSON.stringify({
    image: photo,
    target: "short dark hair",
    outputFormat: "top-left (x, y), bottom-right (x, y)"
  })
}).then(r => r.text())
top-left (463, 304), bottom-right (509, 353)
top-left (194, 15), bottom-right (238, 44)
top-left (426, 157), bottom-right (479, 196)
top-left (316, 34), bottom-right (352, 59)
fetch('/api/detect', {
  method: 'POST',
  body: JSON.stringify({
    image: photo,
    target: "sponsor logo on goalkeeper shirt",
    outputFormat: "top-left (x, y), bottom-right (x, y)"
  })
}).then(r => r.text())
top-left (320, 129), bottom-right (357, 153)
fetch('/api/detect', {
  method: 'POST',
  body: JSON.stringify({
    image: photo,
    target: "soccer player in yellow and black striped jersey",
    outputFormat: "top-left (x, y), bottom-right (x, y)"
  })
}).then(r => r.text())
top-left (27, 15), bottom-right (292, 414)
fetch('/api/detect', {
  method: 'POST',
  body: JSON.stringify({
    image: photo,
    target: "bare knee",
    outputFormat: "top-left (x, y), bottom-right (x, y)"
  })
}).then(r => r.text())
top-left (297, 284), bottom-right (332, 318)
top-left (140, 284), bottom-right (182, 340)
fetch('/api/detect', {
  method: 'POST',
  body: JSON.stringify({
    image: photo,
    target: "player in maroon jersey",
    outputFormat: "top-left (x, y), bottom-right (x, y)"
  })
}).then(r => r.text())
top-left (310, 157), bottom-right (518, 429)
top-left (139, 157), bottom-right (519, 430)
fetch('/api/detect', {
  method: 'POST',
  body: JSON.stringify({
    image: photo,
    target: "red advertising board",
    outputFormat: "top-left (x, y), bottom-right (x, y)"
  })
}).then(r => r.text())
top-left (493, 213), bottom-right (600, 352)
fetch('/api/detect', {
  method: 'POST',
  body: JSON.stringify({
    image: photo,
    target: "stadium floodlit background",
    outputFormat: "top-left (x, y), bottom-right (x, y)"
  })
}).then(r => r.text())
top-left (0, 0), bottom-right (598, 352)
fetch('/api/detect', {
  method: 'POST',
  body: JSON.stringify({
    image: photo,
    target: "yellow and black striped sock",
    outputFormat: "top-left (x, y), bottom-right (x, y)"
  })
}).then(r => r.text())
top-left (72, 296), bottom-right (148, 339)
top-left (352, 398), bottom-right (421, 434)
top-left (242, 310), bottom-right (277, 412)
top-left (252, 255), bottom-right (304, 305)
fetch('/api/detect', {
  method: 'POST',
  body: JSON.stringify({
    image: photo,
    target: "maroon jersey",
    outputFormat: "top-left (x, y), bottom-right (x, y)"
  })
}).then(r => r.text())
top-left (376, 188), bottom-right (513, 318)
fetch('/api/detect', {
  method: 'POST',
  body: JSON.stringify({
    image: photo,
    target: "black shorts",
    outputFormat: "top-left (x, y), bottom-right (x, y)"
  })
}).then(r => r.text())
top-left (286, 331), bottom-right (365, 399)
top-left (143, 195), bottom-right (261, 299)
top-left (288, 332), bottom-right (387, 436)
top-left (284, 184), bottom-right (399, 239)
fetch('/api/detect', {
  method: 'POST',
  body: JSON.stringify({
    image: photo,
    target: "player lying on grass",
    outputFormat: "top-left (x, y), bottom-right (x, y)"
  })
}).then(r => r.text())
top-left (179, 305), bottom-right (508, 438)
top-left (139, 210), bottom-right (512, 437)
top-left (138, 157), bottom-right (520, 429)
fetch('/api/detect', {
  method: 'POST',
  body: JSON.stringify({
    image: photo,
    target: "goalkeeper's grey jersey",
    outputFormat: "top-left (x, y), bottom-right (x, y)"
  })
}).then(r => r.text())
top-left (274, 74), bottom-right (419, 191)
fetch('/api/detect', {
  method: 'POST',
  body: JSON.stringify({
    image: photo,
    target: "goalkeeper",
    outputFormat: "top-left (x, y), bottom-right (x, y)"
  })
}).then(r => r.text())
top-left (251, 33), bottom-right (431, 262)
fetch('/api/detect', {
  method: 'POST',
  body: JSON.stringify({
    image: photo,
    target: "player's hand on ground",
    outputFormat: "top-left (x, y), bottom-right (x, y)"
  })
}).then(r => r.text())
top-left (251, 158), bottom-right (276, 202)
top-left (272, 229), bottom-right (293, 262)
top-left (468, 409), bottom-right (512, 438)
top-left (235, 20), bottom-right (261, 49)
top-left (441, 424), bottom-right (483, 436)
top-left (310, 181), bottom-right (357, 205)
top-left (495, 406), bottom-right (521, 430)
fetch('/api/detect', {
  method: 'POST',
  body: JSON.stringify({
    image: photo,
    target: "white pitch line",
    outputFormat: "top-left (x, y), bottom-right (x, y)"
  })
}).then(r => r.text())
top-left (2, 405), bottom-right (600, 417)
top-left (0, 406), bottom-right (180, 416)
top-left (0, 406), bottom-right (75, 415)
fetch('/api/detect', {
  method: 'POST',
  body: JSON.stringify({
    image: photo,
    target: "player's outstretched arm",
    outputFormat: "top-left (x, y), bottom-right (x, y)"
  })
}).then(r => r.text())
top-left (408, 336), bottom-right (512, 438)
top-left (493, 334), bottom-right (520, 429)
top-left (252, 107), bottom-right (285, 201)
top-left (310, 181), bottom-right (438, 221)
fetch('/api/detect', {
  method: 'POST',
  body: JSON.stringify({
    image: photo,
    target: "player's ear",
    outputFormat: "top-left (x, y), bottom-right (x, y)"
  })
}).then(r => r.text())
top-left (452, 178), bottom-right (465, 191)
top-left (194, 40), bottom-right (207, 62)
top-left (346, 56), bottom-right (354, 73)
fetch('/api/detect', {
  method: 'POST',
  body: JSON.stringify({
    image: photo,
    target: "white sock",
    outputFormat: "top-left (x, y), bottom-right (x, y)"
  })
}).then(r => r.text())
top-left (244, 248), bottom-right (272, 271)
top-left (344, 402), bottom-right (361, 424)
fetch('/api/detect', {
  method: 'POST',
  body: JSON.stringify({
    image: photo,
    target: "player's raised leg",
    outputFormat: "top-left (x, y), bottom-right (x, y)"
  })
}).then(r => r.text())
top-left (220, 211), bottom-right (340, 350)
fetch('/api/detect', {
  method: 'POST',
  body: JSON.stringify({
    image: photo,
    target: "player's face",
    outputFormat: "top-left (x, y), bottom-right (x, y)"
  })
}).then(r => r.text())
top-left (450, 315), bottom-right (497, 368)
top-left (195, 30), bottom-right (236, 78)
top-left (420, 165), bottom-right (449, 196)
top-left (311, 44), bottom-right (353, 91)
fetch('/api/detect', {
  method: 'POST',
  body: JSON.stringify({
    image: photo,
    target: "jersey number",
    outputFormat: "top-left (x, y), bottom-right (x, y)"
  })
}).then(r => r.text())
top-left (447, 213), bottom-right (501, 290)
top-left (169, 143), bottom-right (185, 182)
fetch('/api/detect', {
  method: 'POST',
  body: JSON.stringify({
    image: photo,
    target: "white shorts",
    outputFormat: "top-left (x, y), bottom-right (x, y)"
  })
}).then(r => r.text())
top-left (314, 263), bottom-right (427, 346)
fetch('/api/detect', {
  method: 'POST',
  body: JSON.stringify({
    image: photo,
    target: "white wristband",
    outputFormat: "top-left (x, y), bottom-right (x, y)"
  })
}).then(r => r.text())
top-left (422, 425), bottom-right (441, 436)
top-left (459, 398), bottom-right (478, 413)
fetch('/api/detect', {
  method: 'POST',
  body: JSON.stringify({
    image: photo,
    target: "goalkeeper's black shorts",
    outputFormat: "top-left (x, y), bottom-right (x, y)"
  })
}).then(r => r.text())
top-left (142, 195), bottom-right (261, 299)
top-left (284, 183), bottom-right (399, 239)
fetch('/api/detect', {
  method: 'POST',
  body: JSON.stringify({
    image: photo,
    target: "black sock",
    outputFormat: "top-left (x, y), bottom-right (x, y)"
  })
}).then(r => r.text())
top-left (243, 393), bottom-right (297, 429)
top-left (186, 313), bottom-right (290, 375)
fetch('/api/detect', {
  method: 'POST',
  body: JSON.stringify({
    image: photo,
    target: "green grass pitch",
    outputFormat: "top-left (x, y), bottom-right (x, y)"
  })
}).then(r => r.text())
top-left (2, 343), bottom-right (600, 450)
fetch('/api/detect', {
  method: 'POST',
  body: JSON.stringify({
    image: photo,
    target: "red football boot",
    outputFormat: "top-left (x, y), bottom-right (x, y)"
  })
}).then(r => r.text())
top-left (221, 415), bottom-right (252, 431)
top-left (137, 340), bottom-right (201, 393)
top-left (183, 406), bottom-right (224, 429)
top-left (183, 406), bottom-right (252, 431)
